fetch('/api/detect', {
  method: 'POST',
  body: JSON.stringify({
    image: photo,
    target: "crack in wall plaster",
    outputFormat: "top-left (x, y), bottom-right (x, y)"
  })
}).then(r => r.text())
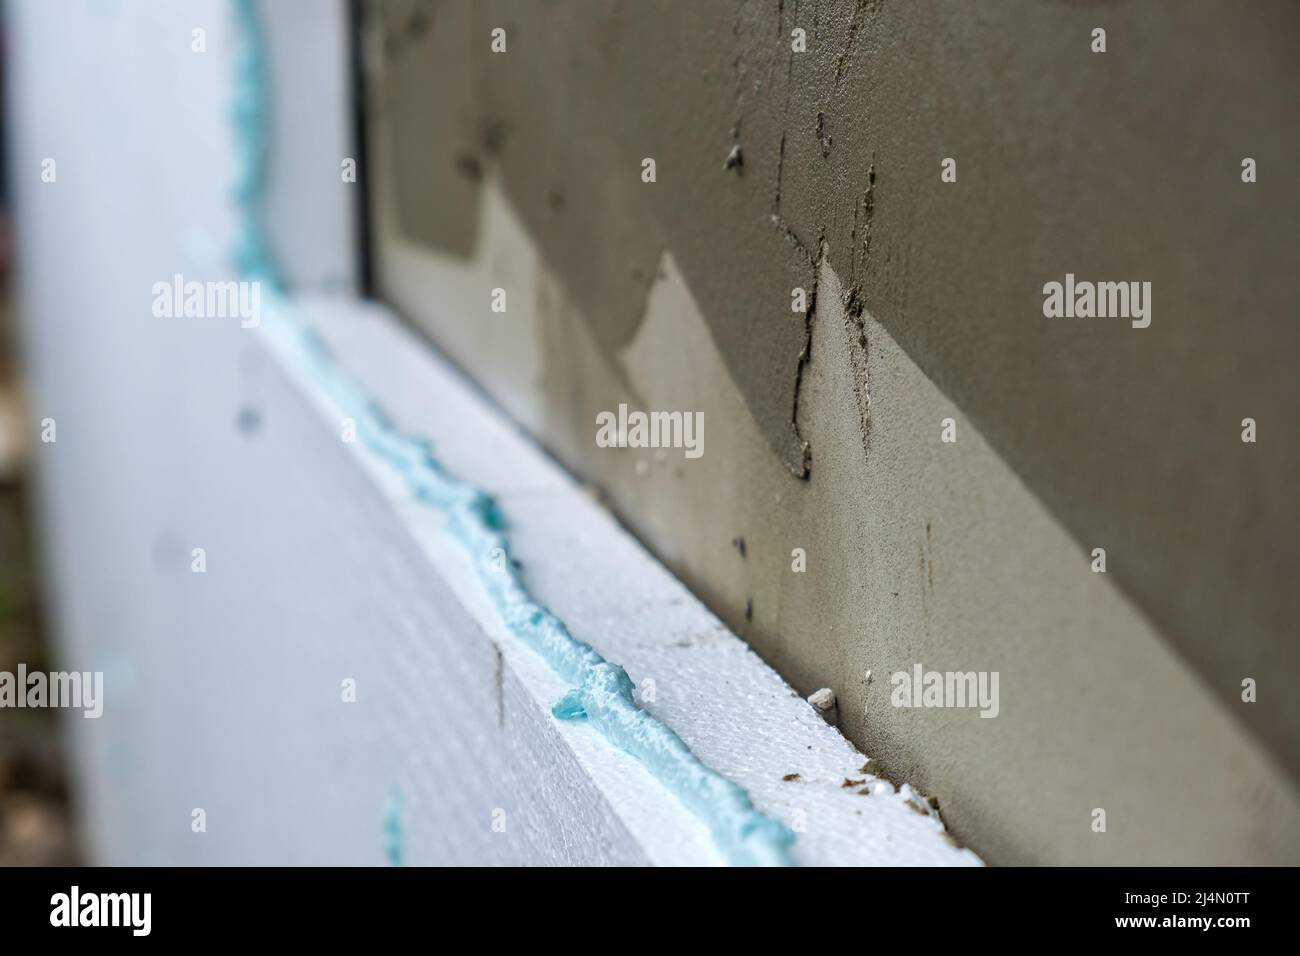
top-left (833, 0), bottom-right (877, 94)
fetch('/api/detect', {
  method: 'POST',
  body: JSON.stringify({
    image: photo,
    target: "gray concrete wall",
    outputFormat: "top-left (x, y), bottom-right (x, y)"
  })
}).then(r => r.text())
top-left (362, 0), bottom-right (1300, 863)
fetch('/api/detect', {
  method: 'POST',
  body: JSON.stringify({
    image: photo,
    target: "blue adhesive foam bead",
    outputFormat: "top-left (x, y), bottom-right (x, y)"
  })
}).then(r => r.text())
top-left (229, 0), bottom-right (795, 868)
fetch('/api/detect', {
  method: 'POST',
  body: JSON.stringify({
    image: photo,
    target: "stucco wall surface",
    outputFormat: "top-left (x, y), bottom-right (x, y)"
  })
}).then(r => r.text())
top-left (364, 0), bottom-right (1300, 863)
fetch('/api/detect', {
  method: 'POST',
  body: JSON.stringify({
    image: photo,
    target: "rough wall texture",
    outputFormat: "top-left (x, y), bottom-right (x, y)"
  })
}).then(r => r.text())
top-left (362, 0), bottom-right (1300, 863)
